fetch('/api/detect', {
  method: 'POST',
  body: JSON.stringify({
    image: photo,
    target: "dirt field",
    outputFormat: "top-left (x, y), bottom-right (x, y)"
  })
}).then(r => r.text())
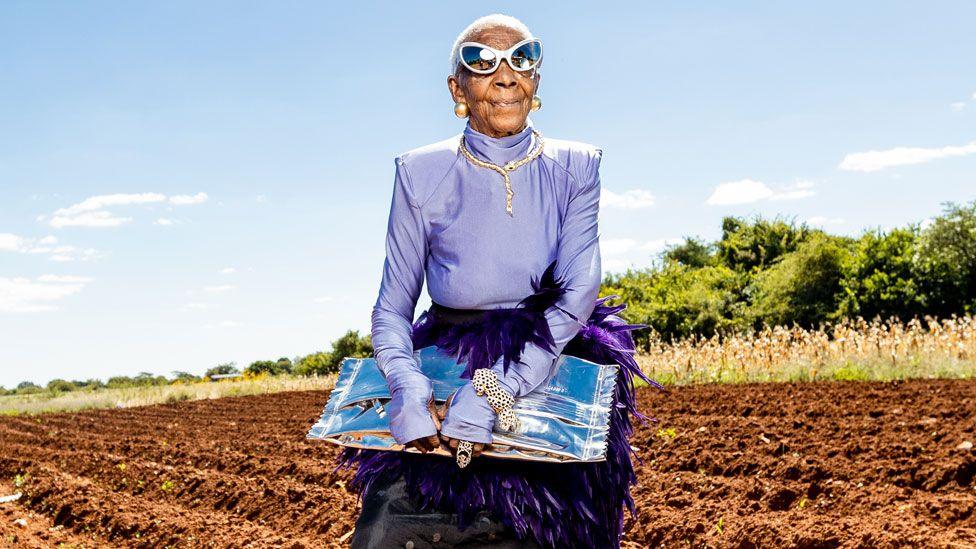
top-left (1, 379), bottom-right (974, 548)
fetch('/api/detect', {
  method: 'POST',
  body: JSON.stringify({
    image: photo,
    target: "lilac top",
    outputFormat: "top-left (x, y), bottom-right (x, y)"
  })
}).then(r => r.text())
top-left (371, 117), bottom-right (603, 445)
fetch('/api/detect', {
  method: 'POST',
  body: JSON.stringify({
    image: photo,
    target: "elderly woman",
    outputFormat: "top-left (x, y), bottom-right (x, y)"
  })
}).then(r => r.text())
top-left (338, 14), bottom-right (656, 549)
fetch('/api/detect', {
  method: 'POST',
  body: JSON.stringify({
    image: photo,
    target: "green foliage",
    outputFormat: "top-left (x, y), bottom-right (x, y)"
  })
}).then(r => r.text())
top-left (294, 330), bottom-right (373, 376)
top-left (293, 352), bottom-right (333, 376)
top-left (15, 381), bottom-right (42, 394)
top-left (245, 357), bottom-right (293, 376)
top-left (718, 216), bottom-right (813, 273)
top-left (662, 237), bottom-right (717, 268)
top-left (838, 227), bottom-right (924, 320)
top-left (747, 233), bottom-right (852, 328)
top-left (603, 262), bottom-right (747, 344)
top-left (170, 371), bottom-right (201, 383)
top-left (46, 379), bottom-right (75, 394)
top-left (204, 362), bottom-right (240, 378)
top-left (915, 201), bottom-right (976, 316)
top-left (606, 201), bottom-right (976, 340)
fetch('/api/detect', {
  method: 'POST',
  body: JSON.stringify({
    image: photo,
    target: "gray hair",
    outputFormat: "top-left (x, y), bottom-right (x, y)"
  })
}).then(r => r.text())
top-left (448, 14), bottom-right (534, 75)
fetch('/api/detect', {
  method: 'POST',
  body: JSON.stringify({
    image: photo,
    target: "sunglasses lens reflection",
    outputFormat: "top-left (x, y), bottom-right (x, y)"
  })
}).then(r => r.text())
top-left (510, 41), bottom-right (542, 70)
top-left (460, 45), bottom-right (497, 72)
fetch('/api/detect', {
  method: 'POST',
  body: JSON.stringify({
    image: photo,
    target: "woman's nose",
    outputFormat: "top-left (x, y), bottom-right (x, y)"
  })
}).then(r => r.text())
top-left (492, 61), bottom-right (518, 88)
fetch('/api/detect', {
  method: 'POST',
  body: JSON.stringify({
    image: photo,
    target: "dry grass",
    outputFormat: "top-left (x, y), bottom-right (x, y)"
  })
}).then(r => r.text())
top-left (5, 315), bottom-right (975, 415)
top-left (636, 315), bottom-right (976, 386)
top-left (0, 373), bottom-right (337, 416)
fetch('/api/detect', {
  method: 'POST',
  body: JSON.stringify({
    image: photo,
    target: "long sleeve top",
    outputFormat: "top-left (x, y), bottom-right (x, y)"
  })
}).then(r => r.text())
top-left (371, 117), bottom-right (603, 445)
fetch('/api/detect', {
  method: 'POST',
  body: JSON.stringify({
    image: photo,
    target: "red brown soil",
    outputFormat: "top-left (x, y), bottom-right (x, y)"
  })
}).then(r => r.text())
top-left (0, 379), bottom-right (974, 548)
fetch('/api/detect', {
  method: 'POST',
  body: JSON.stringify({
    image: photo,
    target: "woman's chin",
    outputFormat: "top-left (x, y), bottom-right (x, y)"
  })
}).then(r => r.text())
top-left (484, 112), bottom-right (530, 134)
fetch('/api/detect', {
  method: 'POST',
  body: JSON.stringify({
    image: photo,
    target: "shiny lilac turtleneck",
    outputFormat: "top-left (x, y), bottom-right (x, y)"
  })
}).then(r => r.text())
top-left (371, 117), bottom-right (603, 445)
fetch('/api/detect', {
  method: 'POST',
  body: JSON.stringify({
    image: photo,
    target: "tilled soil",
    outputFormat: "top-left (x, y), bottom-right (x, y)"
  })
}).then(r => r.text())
top-left (0, 379), bottom-right (973, 548)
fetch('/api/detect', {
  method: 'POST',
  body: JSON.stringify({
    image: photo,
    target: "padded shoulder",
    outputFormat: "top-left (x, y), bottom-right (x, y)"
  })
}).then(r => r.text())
top-left (394, 134), bottom-right (463, 207)
top-left (541, 137), bottom-right (603, 190)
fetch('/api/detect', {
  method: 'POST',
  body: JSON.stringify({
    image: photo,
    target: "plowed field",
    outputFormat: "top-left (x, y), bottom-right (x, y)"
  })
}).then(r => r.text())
top-left (1, 379), bottom-right (974, 548)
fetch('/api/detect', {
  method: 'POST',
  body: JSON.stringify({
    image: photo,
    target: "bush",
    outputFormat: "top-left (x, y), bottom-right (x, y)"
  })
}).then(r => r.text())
top-left (747, 233), bottom-right (851, 328)
top-left (915, 201), bottom-right (976, 316)
top-left (717, 216), bottom-right (813, 273)
top-left (603, 262), bottom-right (747, 343)
top-left (838, 227), bottom-right (924, 321)
top-left (294, 330), bottom-right (373, 376)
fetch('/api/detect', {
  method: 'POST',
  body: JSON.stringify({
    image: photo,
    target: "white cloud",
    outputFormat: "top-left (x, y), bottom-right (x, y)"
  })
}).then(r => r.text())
top-left (707, 179), bottom-right (816, 206)
top-left (220, 267), bottom-right (236, 275)
top-left (602, 258), bottom-right (640, 273)
top-left (51, 210), bottom-right (134, 228)
top-left (0, 274), bottom-right (92, 313)
top-left (182, 302), bottom-right (215, 311)
top-left (601, 237), bottom-right (681, 257)
top-left (36, 274), bottom-right (93, 283)
top-left (55, 192), bottom-right (166, 217)
top-left (771, 180), bottom-right (816, 201)
top-left (707, 180), bottom-right (773, 205)
top-left (154, 218), bottom-right (175, 226)
top-left (600, 188), bottom-right (655, 210)
top-left (0, 233), bottom-right (25, 252)
top-left (640, 238), bottom-right (683, 253)
top-left (169, 192), bottom-right (208, 205)
top-left (203, 284), bottom-right (236, 293)
top-left (47, 191), bottom-right (207, 228)
top-left (203, 320), bottom-right (242, 328)
top-left (972, 91), bottom-right (976, 100)
top-left (839, 141), bottom-right (976, 172)
top-left (951, 102), bottom-right (967, 112)
top-left (0, 233), bottom-right (101, 262)
top-left (600, 238), bottom-right (637, 256)
top-left (807, 216), bottom-right (845, 226)
top-left (313, 296), bottom-right (335, 303)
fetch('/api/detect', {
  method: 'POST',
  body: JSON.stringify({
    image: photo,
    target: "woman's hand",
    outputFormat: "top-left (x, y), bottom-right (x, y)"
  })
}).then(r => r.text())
top-left (437, 392), bottom-right (489, 459)
top-left (404, 397), bottom-right (442, 453)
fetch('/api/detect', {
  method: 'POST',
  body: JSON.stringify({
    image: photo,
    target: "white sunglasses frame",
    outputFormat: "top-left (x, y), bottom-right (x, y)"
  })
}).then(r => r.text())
top-left (456, 37), bottom-right (544, 75)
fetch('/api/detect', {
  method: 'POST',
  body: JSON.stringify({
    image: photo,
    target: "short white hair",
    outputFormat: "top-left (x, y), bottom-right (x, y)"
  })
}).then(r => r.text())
top-left (449, 14), bottom-right (534, 75)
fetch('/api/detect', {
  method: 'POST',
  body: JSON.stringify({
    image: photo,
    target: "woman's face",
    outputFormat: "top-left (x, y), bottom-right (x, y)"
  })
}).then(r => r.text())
top-left (448, 26), bottom-right (540, 138)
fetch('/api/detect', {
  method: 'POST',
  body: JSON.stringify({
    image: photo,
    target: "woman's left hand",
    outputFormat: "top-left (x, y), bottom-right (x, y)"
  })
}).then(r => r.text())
top-left (437, 393), bottom-right (489, 459)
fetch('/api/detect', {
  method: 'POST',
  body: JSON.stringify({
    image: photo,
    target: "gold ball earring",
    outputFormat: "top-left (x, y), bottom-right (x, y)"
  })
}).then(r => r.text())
top-left (454, 101), bottom-right (469, 118)
top-left (530, 95), bottom-right (542, 112)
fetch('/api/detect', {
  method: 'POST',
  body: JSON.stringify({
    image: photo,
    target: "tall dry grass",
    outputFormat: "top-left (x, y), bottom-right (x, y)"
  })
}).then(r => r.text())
top-left (0, 373), bottom-right (337, 416)
top-left (636, 315), bottom-right (976, 385)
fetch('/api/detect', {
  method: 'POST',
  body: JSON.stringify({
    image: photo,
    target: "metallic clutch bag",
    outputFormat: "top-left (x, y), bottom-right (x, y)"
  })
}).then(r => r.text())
top-left (306, 345), bottom-right (619, 463)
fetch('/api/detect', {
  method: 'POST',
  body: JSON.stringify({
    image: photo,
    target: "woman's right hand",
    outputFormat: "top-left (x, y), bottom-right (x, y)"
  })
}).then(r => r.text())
top-left (404, 397), bottom-right (442, 453)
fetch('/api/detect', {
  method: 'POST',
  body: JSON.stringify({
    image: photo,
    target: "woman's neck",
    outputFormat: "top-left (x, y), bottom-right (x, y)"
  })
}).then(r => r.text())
top-left (468, 119), bottom-right (528, 138)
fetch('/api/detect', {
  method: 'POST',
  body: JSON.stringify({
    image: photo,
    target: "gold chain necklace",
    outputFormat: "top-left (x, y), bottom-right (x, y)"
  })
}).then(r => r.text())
top-left (458, 129), bottom-right (545, 217)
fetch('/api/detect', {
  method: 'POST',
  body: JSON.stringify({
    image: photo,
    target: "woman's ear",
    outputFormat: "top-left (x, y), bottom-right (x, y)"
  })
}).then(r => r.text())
top-left (447, 74), bottom-right (466, 104)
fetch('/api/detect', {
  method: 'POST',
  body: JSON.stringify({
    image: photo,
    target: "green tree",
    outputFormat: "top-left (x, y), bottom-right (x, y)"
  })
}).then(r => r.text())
top-left (46, 378), bottom-right (75, 394)
top-left (663, 237), bottom-right (717, 268)
top-left (915, 201), bottom-right (976, 316)
top-left (15, 381), bottom-right (42, 394)
top-left (293, 352), bottom-right (333, 376)
top-left (170, 371), bottom-right (201, 383)
top-left (718, 216), bottom-right (813, 273)
top-left (294, 330), bottom-right (374, 376)
top-left (838, 227), bottom-right (924, 320)
top-left (602, 262), bottom-right (747, 343)
top-left (245, 358), bottom-right (293, 376)
top-left (205, 362), bottom-right (240, 378)
top-left (747, 233), bottom-right (851, 328)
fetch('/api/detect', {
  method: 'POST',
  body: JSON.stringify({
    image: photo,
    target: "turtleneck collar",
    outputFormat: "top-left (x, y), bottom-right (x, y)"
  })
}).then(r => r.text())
top-left (462, 117), bottom-right (537, 166)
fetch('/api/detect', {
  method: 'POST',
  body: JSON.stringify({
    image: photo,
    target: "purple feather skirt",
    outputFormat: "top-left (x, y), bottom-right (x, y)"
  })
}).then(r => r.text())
top-left (338, 261), bottom-right (663, 548)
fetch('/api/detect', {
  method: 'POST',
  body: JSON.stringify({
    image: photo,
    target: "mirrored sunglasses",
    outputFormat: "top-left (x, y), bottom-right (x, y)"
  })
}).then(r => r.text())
top-left (457, 38), bottom-right (543, 75)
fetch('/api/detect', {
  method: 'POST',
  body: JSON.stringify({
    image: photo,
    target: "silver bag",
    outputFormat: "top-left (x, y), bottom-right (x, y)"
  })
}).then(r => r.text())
top-left (306, 345), bottom-right (619, 463)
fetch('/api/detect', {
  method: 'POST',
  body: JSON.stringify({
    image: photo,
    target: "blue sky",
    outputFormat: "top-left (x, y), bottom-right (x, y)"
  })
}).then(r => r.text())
top-left (2, 2), bottom-right (974, 388)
